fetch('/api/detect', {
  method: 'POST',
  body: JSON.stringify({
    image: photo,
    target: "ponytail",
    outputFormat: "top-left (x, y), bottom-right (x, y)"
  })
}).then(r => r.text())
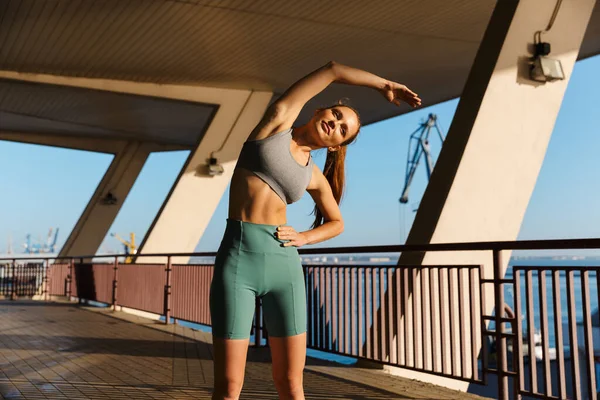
top-left (311, 146), bottom-right (348, 229)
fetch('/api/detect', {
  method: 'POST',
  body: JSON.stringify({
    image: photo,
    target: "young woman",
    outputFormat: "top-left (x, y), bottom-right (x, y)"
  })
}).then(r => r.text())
top-left (209, 61), bottom-right (421, 400)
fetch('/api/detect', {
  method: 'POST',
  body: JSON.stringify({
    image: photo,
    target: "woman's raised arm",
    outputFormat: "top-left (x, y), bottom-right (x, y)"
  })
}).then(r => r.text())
top-left (252, 61), bottom-right (421, 139)
top-left (272, 61), bottom-right (421, 128)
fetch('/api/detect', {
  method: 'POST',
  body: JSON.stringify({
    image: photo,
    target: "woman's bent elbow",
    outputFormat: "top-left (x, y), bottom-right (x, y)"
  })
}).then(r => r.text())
top-left (336, 220), bottom-right (344, 236)
top-left (326, 60), bottom-right (340, 75)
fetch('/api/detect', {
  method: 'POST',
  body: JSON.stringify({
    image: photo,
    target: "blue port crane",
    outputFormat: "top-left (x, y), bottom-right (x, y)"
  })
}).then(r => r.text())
top-left (399, 113), bottom-right (446, 205)
top-left (23, 227), bottom-right (59, 254)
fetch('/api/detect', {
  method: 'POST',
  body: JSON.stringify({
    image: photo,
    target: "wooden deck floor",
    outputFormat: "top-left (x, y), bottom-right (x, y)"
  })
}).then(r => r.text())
top-left (0, 301), bottom-right (490, 399)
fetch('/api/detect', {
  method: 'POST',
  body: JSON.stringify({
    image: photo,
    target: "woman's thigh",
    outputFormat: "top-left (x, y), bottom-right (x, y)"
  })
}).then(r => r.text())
top-left (269, 332), bottom-right (306, 382)
top-left (210, 247), bottom-right (260, 340)
top-left (261, 251), bottom-right (306, 338)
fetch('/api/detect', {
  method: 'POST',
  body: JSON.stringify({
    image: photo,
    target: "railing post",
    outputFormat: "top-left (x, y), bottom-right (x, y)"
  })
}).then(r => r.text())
top-left (43, 259), bottom-right (48, 301)
top-left (10, 259), bottom-right (16, 301)
top-left (67, 258), bottom-right (74, 300)
top-left (493, 249), bottom-right (508, 400)
top-left (514, 269), bottom-right (525, 400)
top-left (112, 256), bottom-right (119, 311)
top-left (78, 258), bottom-right (83, 303)
top-left (164, 256), bottom-right (172, 324)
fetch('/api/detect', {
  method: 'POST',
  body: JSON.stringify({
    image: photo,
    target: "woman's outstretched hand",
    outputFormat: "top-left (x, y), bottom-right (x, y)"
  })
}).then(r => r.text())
top-left (379, 81), bottom-right (422, 108)
top-left (275, 226), bottom-right (309, 247)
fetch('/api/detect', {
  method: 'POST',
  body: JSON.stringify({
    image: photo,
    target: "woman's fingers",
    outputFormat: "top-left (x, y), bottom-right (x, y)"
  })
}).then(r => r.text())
top-left (275, 226), bottom-right (297, 239)
top-left (400, 88), bottom-right (420, 100)
top-left (278, 231), bottom-right (308, 247)
top-left (387, 85), bottom-right (421, 108)
top-left (405, 96), bottom-right (420, 107)
top-left (407, 88), bottom-right (418, 97)
top-left (401, 93), bottom-right (421, 107)
top-left (401, 84), bottom-right (418, 97)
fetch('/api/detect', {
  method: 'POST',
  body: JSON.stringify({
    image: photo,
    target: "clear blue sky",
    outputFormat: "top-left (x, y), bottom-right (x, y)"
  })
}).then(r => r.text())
top-left (1, 55), bottom-right (599, 255)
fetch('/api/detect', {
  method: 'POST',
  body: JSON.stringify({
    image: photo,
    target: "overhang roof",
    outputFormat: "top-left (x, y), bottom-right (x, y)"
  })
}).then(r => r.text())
top-left (0, 0), bottom-right (599, 148)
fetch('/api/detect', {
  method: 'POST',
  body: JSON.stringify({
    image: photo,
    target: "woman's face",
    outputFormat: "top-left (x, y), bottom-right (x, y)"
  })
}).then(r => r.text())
top-left (310, 106), bottom-right (360, 148)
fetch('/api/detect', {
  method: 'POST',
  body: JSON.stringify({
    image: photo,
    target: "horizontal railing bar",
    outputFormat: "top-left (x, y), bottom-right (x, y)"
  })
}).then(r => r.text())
top-left (513, 265), bottom-right (600, 271)
top-left (297, 238), bottom-right (600, 253)
top-left (0, 261), bottom-right (484, 272)
top-left (305, 264), bottom-right (480, 269)
top-left (517, 391), bottom-right (562, 400)
top-left (482, 329), bottom-right (516, 337)
top-left (4, 260), bottom-right (599, 272)
top-left (481, 279), bottom-right (512, 284)
top-left (483, 368), bottom-right (517, 377)
top-left (482, 316), bottom-right (514, 323)
top-left (1, 237), bottom-right (599, 262)
top-left (299, 264), bottom-right (479, 270)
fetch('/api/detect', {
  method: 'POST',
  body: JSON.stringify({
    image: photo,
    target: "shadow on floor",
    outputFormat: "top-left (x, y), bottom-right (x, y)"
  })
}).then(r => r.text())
top-left (0, 334), bottom-right (214, 359)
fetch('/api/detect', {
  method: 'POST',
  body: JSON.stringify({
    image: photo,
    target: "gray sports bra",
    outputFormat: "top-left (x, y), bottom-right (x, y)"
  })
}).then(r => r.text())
top-left (235, 128), bottom-right (314, 204)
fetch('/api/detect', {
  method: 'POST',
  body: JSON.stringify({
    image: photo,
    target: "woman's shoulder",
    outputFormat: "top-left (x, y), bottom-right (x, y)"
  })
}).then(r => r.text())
top-left (245, 102), bottom-right (296, 141)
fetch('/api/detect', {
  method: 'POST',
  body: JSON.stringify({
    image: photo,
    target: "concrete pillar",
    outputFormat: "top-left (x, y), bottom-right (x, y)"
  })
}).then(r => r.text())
top-left (137, 90), bottom-right (273, 263)
top-left (58, 141), bottom-right (151, 257)
top-left (381, 0), bottom-right (597, 394)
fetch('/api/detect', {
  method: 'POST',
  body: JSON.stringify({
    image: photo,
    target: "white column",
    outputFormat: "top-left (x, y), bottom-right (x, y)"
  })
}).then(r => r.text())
top-left (58, 140), bottom-right (151, 257)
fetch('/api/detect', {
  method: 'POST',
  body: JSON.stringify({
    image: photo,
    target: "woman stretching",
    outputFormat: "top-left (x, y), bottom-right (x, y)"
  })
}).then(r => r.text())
top-left (209, 61), bottom-right (421, 400)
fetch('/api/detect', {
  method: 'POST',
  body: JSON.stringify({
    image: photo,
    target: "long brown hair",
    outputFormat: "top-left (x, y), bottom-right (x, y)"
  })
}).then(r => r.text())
top-left (311, 102), bottom-right (361, 229)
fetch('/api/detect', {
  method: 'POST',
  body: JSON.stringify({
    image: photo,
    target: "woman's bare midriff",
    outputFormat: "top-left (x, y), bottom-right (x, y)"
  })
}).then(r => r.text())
top-left (228, 167), bottom-right (289, 225)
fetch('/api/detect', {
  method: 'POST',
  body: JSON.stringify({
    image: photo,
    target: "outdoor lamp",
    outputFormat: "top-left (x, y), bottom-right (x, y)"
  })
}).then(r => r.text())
top-left (101, 192), bottom-right (118, 205)
top-left (530, 41), bottom-right (565, 82)
top-left (207, 157), bottom-right (224, 176)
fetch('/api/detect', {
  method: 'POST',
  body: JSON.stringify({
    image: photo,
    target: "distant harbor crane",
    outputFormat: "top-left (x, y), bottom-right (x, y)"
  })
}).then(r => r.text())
top-left (111, 232), bottom-right (137, 263)
top-left (23, 227), bottom-right (59, 254)
top-left (399, 113), bottom-right (446, 205)
top-left (398, 114), bottom-right (445, 243)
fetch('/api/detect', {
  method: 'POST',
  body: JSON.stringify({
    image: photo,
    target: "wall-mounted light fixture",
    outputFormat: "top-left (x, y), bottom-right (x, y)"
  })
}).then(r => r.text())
top-left (101, 192), bottom-right (118, 205)
top-left (529, 0), bottom-right (565, 83)
top-left (530, 39), bottom-right (564, 82)
top-left (206, 156), bottom-right (224, 176)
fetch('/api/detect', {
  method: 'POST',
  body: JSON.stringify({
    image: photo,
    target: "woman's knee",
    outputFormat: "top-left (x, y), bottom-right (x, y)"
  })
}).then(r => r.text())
top-left (213, 378), bottom-right (244, 400)
top-left (272, 374), bottom-right (304, 396)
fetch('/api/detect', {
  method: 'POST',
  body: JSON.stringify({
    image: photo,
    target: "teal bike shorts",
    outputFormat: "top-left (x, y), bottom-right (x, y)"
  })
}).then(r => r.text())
top-left (209, 219), bottom-right (307, 339)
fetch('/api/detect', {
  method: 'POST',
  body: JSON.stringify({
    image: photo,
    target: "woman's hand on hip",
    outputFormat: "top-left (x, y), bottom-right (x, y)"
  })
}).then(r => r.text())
top-left (379, 81), bottom-right (421, 108)
top-left (276, 226), bottom-right (309, 247)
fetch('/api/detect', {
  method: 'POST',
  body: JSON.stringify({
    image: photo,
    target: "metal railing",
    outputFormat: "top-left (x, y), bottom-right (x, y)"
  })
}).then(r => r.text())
top-left (511, 266), bottom-right (600, 400)
top-left (1, 237), bottom-right (600, 400)
top-left (0, 261), bottom-right (47, 298)
top-left (303, 263), bottom-right (483, 383)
